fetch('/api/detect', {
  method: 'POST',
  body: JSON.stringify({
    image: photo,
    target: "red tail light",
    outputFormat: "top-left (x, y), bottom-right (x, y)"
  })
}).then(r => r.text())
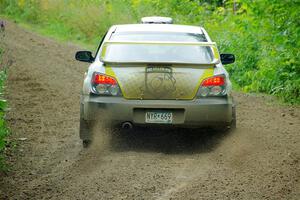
top-left (197, 75), bottom-right (227, 97)
top-left (91, 73), bottom-right (122, 96)
top-left (201, 76), bottom-right (225, 86)
top-left (92, 74), bottom-right (117, 85)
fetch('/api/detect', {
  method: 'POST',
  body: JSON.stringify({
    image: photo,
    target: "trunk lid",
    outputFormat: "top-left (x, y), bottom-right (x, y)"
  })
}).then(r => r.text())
top-left (105, 64), bottom-right (214, 100)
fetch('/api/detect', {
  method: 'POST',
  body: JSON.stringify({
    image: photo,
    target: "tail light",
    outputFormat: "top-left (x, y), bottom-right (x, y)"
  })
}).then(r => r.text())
top-left (91, 73), bottom-right (122, 96)
top-left (197, 75), bottom-right (227, 97)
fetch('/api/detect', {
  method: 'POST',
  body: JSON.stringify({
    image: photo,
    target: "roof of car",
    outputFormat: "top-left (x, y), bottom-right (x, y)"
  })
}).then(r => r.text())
top-left (113, 24), bottom-right (204, 34)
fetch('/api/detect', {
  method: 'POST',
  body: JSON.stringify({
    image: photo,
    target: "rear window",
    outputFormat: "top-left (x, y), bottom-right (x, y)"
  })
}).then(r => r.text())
top-left (111, 32), bottom-right (207, 42)
top-left (101, 32), bottom-right (215, 64)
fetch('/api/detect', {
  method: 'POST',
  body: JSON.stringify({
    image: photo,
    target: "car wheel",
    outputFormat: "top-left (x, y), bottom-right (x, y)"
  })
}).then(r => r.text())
top-left (230, 105), bottom-right (236, 129)
top-left (80, 103), bottom-right (93, 148)
top-left (80, 118), bottom-right (93, 148)
top-left (82, 139), bottom-right (92, 148)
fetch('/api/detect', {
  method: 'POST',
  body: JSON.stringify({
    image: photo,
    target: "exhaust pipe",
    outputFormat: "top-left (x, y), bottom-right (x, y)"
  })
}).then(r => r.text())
top-left (121, 122), bottom-right (133, 129)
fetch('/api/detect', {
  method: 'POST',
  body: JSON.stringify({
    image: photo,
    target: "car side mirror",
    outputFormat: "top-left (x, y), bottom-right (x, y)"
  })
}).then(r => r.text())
top-left (75, 51), bottom-right (94, 63)
top-left (220, 53), bottom-right (235, 65)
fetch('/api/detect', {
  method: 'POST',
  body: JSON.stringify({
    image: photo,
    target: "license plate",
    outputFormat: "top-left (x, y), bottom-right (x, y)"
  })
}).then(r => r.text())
top-left (145, 111), bottom-right (173, 124)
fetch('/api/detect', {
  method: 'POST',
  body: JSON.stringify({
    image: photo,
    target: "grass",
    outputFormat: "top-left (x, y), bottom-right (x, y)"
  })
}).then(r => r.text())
top-left (0, 46), bottom-right (9, 171)
top-left (0, 15), bottom-right (94, 51)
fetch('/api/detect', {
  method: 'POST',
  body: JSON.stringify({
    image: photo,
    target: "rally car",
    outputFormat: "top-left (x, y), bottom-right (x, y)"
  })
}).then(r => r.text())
top-left (75, 17), bottom-right (236, 147)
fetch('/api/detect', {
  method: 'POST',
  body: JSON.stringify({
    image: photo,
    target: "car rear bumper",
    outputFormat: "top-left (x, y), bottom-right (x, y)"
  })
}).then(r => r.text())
top-left (81, 95), bottom-right (234, 127)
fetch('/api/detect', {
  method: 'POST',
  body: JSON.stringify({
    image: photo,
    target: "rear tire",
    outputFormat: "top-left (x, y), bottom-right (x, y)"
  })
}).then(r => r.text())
top-left (80, 103), bottom-right (93, 148)
top-left (82, 139), bottom-right (92, 148)
top-left (230, 105), bottom-right (236, 129)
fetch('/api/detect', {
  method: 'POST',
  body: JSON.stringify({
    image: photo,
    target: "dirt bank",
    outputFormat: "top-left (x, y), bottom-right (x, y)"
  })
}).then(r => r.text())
top-left (0, 21), bottom-right (299, 200)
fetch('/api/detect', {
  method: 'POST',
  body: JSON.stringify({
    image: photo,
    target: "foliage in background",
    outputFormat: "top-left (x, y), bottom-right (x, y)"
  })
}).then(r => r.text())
top-left (0, 47), bottom-right (9, 171)
top-left (0, 0), bottom-right (299, 103)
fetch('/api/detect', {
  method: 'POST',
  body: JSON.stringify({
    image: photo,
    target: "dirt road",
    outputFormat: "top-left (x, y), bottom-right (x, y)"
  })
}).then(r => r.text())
top-left (0, 22), bottom-right (299, 200)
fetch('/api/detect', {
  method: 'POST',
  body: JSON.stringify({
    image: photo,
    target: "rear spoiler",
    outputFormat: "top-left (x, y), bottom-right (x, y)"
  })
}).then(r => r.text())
top-left (100, 41), bottom-right (221, 65)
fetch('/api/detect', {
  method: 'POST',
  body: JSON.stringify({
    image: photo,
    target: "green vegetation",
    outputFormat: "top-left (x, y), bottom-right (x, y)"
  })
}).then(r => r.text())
top-left (0, 47), bottom-right (8, 171)
top-left (0, 0), bottom-right (299, 103)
